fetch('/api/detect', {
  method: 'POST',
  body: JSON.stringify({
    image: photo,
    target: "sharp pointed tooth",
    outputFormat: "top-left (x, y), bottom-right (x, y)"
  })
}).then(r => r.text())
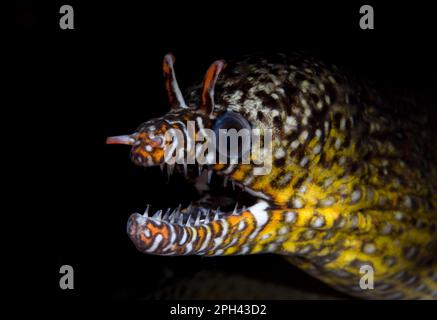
top-left (195, 212), bottom-right (201, 226)
top-left (163, 208), bottom-right (170, 220)
top-left (143, 204), bottom-right (151, 217)
top-left (153, 210), bottom-right (163, 219)
top-left (178, 214), bottom-right (184, 225)
top-left (174, 210), bottom-right (180, 221)
top-left (170, 208), bottom-right (178, 223)
top-left (223, 176), bottom-right (229, 187)
top-left (186, 215), bottom-right (192, 227)
top-left (186, 203), bottom-right (193, 214)
top-left (214, 212), bottom-right (219, 221)
top-left (231, 180), bottom-right (235, 190)
top-left (171, 204), bottom-right (182, 223)
top-left (160, 162), bottom-right (165, 173)
top-left (198, 165), bottom-right (203, 176)
top-left (207, 169), bottom-right (213, 184)
top-left (204, 210), bottom-right (210, 224)
top-left (183, 162), bottom-right (188, 178)
top-left (167, 164), bottom-right (175, 180)
top-left (232, 202), bottom-right (239, 215)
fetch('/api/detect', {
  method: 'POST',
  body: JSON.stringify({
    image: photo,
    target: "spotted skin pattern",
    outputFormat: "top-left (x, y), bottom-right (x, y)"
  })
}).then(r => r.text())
top-left (108, 53), bottom-right (437, 299)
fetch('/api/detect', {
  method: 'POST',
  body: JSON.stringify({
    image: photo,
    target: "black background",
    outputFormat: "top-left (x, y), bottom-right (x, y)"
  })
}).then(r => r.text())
top-left (11, 1), bottom-right (436, 302)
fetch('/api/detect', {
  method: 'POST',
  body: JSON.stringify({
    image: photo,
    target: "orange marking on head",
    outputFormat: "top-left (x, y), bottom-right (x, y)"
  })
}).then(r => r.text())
top-left (151, 149), bottom-right (164, 163)
top-left (163, 54), bottom-right (176, 105)
top-left (201, 67), bottom-right (217, 104)
top-left (200, 60), bottom-right (226, 114)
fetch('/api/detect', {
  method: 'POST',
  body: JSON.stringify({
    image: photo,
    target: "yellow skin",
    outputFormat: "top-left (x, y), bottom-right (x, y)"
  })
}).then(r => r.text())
top-left (212, 115), bottom-right (437, 299)
top-left (109, 53), bottom-right (437, 299)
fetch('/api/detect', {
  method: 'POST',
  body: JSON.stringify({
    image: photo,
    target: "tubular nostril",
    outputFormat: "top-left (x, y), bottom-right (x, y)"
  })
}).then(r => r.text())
top-left (106, 134), bottom-right (136, 145)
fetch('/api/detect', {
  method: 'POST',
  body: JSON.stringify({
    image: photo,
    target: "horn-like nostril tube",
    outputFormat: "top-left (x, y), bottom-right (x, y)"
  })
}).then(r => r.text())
top-left (106, 135), bottom-right (136, 145)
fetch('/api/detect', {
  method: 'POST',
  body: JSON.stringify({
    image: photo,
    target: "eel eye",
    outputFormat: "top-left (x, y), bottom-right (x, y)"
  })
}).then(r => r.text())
top-left (213, 111), bottom-right (251, 132)
top-left (213, 111), bottom-right (251, 161)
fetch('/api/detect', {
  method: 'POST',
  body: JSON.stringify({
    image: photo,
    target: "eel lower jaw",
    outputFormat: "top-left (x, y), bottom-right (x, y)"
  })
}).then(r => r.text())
top-left (124, 149), bottom-right (279, 255)
top-left (127, 203), bottom-right (250, 256)
top-left (126, 166), bottom-right (269, 256)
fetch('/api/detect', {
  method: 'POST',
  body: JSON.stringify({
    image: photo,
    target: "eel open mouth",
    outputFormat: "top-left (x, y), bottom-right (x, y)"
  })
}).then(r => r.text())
top-left (127, 164), bottom-right (265, 256)
top-left (107, 53), bottom-right (275, 256)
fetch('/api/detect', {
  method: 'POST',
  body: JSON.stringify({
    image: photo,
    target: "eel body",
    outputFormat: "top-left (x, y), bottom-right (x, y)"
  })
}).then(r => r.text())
top-left (107, 53), bottom-right (437, 299)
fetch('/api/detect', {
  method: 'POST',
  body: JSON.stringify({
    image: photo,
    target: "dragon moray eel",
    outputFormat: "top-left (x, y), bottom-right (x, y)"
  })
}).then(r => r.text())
top-left (107, 53), bottom-right (437, 299)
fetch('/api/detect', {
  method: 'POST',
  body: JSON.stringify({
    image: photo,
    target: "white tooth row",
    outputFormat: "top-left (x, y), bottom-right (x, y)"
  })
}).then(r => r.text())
top-left (160, 162), bottom-right (211, 179)
top-left (159, 163), bottom-right (241, 189)
top-left (141, 202), bottom-right (243, 227)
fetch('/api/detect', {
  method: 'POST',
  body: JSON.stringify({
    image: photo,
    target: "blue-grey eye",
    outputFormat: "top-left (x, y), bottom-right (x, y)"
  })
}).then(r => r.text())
top-left (213, 111), bottom-right (251, 132)
top-left (213, 111), bottom-right (251, 161)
